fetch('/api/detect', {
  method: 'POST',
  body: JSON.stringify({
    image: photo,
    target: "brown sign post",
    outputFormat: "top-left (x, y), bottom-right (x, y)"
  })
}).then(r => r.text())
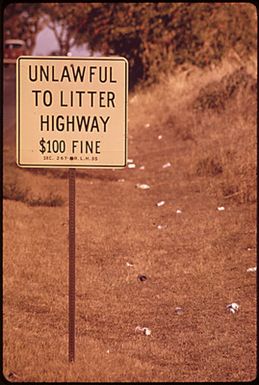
top-left (68, 168), bottom-right (76, 362)
top-left (17, 56), bottom-right (128, 362)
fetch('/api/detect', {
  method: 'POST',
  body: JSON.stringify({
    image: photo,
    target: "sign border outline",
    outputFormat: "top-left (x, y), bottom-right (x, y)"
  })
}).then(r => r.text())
top-left (16, 56), bottom-right (128, 169)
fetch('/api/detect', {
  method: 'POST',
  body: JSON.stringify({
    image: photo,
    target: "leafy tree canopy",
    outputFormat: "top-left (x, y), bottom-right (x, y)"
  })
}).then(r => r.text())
top-left (4, 3), bottom-right (256, 88)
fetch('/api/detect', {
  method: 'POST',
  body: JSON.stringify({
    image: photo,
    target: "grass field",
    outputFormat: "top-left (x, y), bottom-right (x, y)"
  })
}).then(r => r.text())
top-left (3, 56), bottom-right (257, 382)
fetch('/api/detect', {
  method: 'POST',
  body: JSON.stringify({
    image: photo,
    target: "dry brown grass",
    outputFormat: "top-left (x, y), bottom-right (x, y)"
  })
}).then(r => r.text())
top-left (3, 56), bottom-right (256, 382)
top-left (130, 55), bottom-right (257, 205)
top-left (3, 160), bottom-right (64, 207)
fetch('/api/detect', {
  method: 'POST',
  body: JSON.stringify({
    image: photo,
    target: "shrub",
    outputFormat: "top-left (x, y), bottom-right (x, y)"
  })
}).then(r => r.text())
top-left (193, 67), bottom-right (256, 112)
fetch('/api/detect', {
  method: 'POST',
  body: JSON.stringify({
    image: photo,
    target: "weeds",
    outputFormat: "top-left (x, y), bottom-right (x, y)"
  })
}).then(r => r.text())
top-left (4, 181), bottom-right (64, 207)
top-left (196, 157), bottom-right (223, 177)
top-left (193, 67), bottom-right (256, 112)
top-left (128, 58), bottom-right (256, 205)
top-left (25, 193), bottom-right (64, 207)
top-left (3, 181), bottom-right (28, 202)
top-left (3, 175), bottom-right (64, 207)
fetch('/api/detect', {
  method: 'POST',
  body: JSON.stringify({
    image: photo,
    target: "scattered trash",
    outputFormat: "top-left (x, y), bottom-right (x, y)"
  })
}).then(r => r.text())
top-left (118, 178), bottom-right (125, 183)
top-left (127, 159), bottom-right (134, 163)
top-left (156, 201), bottom-right (165, 207)
top-left (136, 183), bottom-right (150, 190)
top-left (247, 247), bottom-right (253, 251)
top-left (139, 165), bottom-right (145, 170)
top-left (158, 135), bottom-right (163, 140)
top-left (217, 206), bottom-right (225, 211)
top-left (126, 261), bottom-right (134, 267)
top-left (143, 327), bottom-right (151, 336)
top-left (176, 209), bottom-right (182, 214)
top-left (106, 349), bottom-right (110, 354)
top-left (175, 307), bottom-right (184, 315)
top-left (247, 266), bottom-right (256, 272)
top-left (226, 303), bottom-right (240, 314)
top-left (138, 274), bottom-right (147, 282)
top-left (162, 162), bottom-right (171, 169)
top-left (128, 163), bottom-right (136, 169)
top-left (135, 326), bottom-right (151, 336)
top-left (145, 123), bottom-right (150, 128)
top-left (157, 224), bottom-right (167, 230)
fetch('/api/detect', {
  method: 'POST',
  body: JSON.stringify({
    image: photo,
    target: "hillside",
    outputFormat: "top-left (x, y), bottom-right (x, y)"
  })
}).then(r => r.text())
top-left (3, 56), bottom-right (257, 382)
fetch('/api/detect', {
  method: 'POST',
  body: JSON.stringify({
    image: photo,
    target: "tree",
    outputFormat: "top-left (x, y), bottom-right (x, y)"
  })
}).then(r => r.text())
top-left (70, 3), bottom-right (257, 88)
top-left (4, 3), bottom-right (256, 87)
top-left (4, 3), bottom-right (43, 53)
top-left (39, 3), bottom-right (82, 55)
top-left (4, 3), bottom-right (87, 56)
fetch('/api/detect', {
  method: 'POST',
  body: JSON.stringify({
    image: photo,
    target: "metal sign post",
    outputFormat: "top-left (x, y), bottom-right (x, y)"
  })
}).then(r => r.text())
top-left (68, 168), bottom-right (76, 362)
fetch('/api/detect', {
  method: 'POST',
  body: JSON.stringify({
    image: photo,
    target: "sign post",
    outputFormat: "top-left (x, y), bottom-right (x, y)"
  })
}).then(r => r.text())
top-left (68, 168), bottom-right (76, 362)
top-left (17, 56), bottom-right (128, 362)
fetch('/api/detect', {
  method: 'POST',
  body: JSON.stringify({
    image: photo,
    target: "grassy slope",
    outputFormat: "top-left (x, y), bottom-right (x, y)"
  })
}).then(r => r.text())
top-left (3, 58), bottom-right (256, 382)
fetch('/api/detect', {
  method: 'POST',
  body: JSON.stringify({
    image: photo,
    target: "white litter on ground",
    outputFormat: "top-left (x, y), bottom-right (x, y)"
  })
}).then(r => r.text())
top-left (226, 303), bottom-right (240, 313)
top-left (126, 261), bottom-right (134, 267)
top-left (175, 307), bottom-right (184, 315)
top-left (118, 178), bottom-right (125, 183)
top-left (157, 224), bottom-right (167, 230)
top-left (162, 162), bottom-right (171, 169)
top-left (217, 206), bottom-right (225, 211)
top-left (158, 135), bottom-right (163, 140)
top-left (247, 266), bottom-right (256, 272)
top-left (139, 165), bottom-right (145, 170)
top-left (145, 123), bottom-right (150, 128)
top-left (127, 159), bottom-right (134, 163)
top-left (156, 201), bottom-right (165, 207)
top-left (176, 209), bottom-right (182, 214)
top-left (135, 326), bottom-right (151, 336)
top-left (128, 163), bottom-right (136, 169)
top-left (136, 183), bottom-right (150, 190)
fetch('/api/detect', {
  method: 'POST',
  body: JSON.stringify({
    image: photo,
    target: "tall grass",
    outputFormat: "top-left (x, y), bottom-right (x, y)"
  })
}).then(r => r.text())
top-left (3, 160), bottom-right (64, 207)
top-left (129, 55), bottom-right (257, 204)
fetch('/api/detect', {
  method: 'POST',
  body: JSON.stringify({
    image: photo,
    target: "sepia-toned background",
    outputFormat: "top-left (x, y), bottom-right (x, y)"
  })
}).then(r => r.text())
top-left (2, 2), bottom-right (257, 382)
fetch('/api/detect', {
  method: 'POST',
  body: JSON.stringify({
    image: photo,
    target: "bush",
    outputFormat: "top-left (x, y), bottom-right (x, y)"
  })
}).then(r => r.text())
top-left (193, 67), bottom-right (256, 112)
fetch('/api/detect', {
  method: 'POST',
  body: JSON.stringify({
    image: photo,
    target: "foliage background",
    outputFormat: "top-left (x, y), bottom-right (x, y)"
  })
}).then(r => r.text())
top-left (4, 2), bottom-right (257, 88)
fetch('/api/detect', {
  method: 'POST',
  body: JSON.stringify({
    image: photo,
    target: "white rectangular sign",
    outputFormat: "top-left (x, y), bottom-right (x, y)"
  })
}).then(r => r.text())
top-left (16, 56), bottom-right (128, 168)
